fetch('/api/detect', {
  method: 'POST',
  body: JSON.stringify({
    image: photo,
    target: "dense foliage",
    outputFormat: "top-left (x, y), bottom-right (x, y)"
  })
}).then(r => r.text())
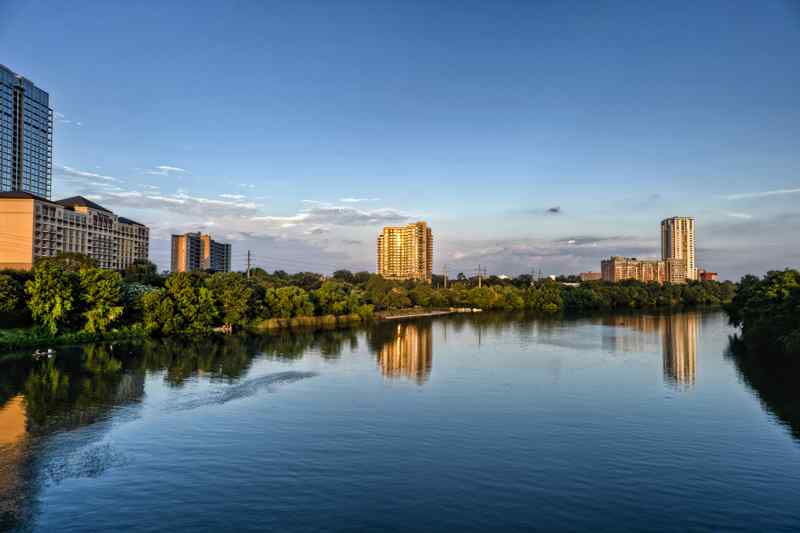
top-left (1, 253), bottom-right (740, 350)
top-left (725, 269), bottom-right (800, 356)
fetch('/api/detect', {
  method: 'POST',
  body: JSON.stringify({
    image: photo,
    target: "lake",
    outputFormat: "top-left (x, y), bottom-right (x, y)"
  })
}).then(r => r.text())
top-left (1, 310), bottom-right (800, 532)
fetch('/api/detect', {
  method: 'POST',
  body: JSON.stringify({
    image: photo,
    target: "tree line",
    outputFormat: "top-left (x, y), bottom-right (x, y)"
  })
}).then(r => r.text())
top-left (0, 253), bottom-right (739, 345)
top-left (725, 269), bottom-right (800, 357)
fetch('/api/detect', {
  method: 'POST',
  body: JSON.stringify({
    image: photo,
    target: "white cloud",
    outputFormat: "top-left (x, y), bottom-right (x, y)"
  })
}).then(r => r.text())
top-left (57, 165), bottom-right (118, 182)
top-left (339, 197), bottom-right (380, 203)
top-left (726, 187), bottom-right (800, 200)
top-left (220, 194), bottom-right (246, 200)
top-left (725, 212), bottom-right (753, 220)
top-left (145, 165), bottom-right (186, 176)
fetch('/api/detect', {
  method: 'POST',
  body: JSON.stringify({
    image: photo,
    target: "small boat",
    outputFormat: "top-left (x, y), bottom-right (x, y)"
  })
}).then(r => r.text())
top-left (32, 348), bottom-right (56, 360)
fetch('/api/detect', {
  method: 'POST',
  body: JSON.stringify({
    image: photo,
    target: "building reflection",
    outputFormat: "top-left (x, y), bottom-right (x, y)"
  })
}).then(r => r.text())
top-left (374, 322), bottom-right (433, 384)
top-left (600, 312), bottom-right (699, 389)
top-left (662, 313), bottom-right (698, 388)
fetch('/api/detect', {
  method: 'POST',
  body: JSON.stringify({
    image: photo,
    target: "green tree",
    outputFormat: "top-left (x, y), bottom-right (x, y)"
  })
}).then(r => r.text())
top-left (43, 251), bottom-right (97, 272)
top-left (25, 260), bottom-right (78, 334)
top-left (265, 286), bottom-right (314, 318)
top-left (142, 288), bottom-right (179, 334)
top-left (0, 274), bottom-right (23, 313)
top-left (124, 258), bottom-right (162, 286)
top-left (79, 268), bottom-right (124, 333)
top-left (314, 281), bottom-right (357, 315)
top-left (205, 272), bottom-right (254, 326)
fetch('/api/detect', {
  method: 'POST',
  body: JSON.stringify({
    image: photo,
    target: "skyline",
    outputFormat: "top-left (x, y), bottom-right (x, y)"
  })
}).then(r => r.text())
top-left (2, 1), bottom-right (799, 279)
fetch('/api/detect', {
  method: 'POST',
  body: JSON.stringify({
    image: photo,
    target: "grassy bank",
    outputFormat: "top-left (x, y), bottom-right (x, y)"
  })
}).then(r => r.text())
top-left (0, 325), bottom-right (149, 354)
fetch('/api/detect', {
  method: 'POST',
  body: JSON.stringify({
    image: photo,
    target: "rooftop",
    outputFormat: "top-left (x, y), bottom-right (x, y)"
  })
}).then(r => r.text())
top-left (56, 196), bottom-right (112, 213)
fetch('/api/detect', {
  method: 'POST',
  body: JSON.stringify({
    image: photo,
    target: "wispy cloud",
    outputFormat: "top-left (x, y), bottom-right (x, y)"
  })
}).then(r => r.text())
top-left (57, 165), bottom-right (118, 182)
top-left (54, 112), bottom-right (82, 127)
top-left (220, 193), bottom-right (246, 200)
top-left (145, 165), bottom-right (186, 176)
top-left (339, 197), bottom-right (380, 203)
top-left (725, 212), bottom-right (752, 220)
top-left (252, 205), bottom-right (413, 227)
top-left (726, 187), bottom-right (800, 200)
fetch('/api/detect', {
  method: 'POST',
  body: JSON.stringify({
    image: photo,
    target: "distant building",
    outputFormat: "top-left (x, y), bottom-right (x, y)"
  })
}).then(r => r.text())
top-left (171, 232), bottom-right (231, 273)
top-left (579, 271), bottom-right (602, 282)
top-left (698, 269), bottom-right (718, 282)
top-left (377, 221), bottom-right (433, 283)
top-left (601, 256), bottom-right (687, 284)
top-left (661, 217), bottom-right (696, 280)
top-left (0, 65), bottom-right (53, 199)
top-left (0, 192), bottom-right (149, 270)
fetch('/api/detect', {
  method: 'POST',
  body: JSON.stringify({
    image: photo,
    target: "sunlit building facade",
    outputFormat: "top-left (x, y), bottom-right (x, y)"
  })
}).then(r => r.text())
top-left (377, 221), bottom-right (433, 283)
top-left (0, 192), bottom-right (149, 270)
top-left (661, 217), bottom-right (696, 281)
top-left (0, 65), bottom-right (53, 199)
top-left (171, 232), bottom-right (231, 273)
top-left (601, 256), bottom-right (687, 285)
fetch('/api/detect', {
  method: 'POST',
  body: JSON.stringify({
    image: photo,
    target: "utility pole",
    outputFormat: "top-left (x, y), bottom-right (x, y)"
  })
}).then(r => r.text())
top-left (246, 250), bottom-right (251, 279)
top-left (443, 264), bottom-right (448, 289)
top-left (476, 264), bottom-right (486, 288)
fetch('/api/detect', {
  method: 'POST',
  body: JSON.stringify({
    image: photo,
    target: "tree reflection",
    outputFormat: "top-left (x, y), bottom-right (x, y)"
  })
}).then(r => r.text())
top-left (726, 338), bottom-right (800, 441)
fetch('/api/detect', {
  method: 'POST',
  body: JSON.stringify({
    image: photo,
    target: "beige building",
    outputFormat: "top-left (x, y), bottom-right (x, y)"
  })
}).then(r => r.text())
top-left (661, 217), bottom-right (696, 280)
top-left (0, 192), bottom-right (149, 270)
top-left (377, 221), bottom-right (433, 283)
top-left (171, 232), bottom-right (231, 273)
top-left (601, 256), bottom-right (687, 284)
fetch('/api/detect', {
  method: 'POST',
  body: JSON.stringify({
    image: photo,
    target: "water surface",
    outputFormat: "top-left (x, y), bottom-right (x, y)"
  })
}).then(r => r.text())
top-left (1, 311), bottom-right (799, 532)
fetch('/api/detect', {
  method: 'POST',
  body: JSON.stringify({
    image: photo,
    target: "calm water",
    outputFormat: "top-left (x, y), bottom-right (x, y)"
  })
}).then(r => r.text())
top-left (2, 310), bottom-right (800, 532)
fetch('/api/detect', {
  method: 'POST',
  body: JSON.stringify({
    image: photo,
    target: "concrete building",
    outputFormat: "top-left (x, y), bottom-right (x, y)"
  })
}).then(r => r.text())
top-left (0, 65), bottom-right (53, 199)
top-left (601, 256), bottom-right (687, 284)
top-left (0, 192), bottom-right (149, 270)
top-left (661, 217), bottom-right (696, 280)
top-left (579, 271), bottom-right (602, 282)
top-left (171, 232), bottom-right (231, 273)
top-left (377, 221), bottom-right (433, 283)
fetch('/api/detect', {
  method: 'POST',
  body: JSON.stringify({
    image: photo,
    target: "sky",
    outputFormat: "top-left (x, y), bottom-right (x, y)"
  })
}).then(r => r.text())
top-left (1, 0), bottom-right (799, 280)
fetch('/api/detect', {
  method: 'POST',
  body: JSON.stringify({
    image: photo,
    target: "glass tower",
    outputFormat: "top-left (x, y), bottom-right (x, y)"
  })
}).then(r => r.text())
top-left (0, 64), bottom-right (53, 199)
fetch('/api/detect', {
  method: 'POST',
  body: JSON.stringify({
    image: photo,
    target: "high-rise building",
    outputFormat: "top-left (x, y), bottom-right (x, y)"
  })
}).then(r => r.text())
top-left (0, 192), bottom-right (149, 270)
top-left (0, 65), bottom-right (53, 199)
top-left (171, 232), bottom-right (231, 273)
top-left (661, 217), bottom-right (696, 280)
top-left (377, 221), bottom-right (433, 283)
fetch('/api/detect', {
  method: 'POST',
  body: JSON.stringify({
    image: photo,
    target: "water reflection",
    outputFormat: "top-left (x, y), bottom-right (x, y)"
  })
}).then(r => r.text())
top-left (601, 313), bottom-right (699, 389)
top-left (370, 322), bottom-right (433, 384)
top-left (726, 338), bottom-right (800, 441)
top-left (662, 314), bottom-right (698, 388)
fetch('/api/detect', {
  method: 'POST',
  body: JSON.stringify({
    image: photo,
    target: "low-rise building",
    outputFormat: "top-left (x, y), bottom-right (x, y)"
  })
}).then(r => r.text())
top-left (0, 192), bottom-right (149, 270)
top-left (697, 269), bottom-right (718, 282)
top-left (579, 271), bottom-right (602, 281)
top-left (601, 256), bottom-right (687, 284)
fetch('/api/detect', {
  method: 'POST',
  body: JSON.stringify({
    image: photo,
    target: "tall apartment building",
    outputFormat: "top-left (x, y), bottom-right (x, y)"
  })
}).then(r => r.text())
top-left (661, 217), bottom-right (696, 280)
top-left (171, 232), bottom-right (231, 273)
top-left (0, 65), bottom-right (53, 199)
top-left (601, 256), bottom-right (687, 284)
top-left (377, 221), bottom-right (433, 283)
top-left (0, 192), bottom-right (149, 270)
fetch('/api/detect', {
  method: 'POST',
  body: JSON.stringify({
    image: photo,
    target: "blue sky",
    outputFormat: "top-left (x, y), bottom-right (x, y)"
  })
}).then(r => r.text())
top-left (2, 0), bottom-right (799, 279)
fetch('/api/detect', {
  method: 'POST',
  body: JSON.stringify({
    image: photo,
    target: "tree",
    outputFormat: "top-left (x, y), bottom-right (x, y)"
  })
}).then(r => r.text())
top-left (25, 261), bottom-right (78, 334)
top-left (265, 286), bottom-right (314, 318)
top-left (124, 259), bottom-right (162, 286)
top-left (206, 272), bottom-right (253, 326)
top-left (164, 273), bottom-right (218, 333)
top-left (142, 288), bottom-right (179, 334)
top-left (314, 281), bottom-right (357, 315)
top-left (383, 287), bottom-right (412, 310)
top-left (332, 270), bottom-right (356, 284)
top-left (410, 284), bottom-right (434, 307)
top-left (43, 252), bottom-right (97, 272)
top-left (0, 274), bottom-right (23, 314)
top-left (80, 268), bottom-right (124, 333)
